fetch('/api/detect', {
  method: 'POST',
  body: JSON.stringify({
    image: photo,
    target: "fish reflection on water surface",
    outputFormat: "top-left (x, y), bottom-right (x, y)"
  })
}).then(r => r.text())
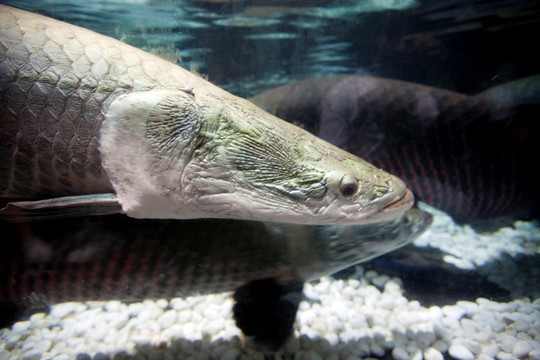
top-left (0, 208), bottom-right (431, 348)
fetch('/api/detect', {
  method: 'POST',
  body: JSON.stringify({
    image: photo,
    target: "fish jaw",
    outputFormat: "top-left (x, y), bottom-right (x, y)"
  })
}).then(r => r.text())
top-left (358, 188), bottom-right (416, 223)
top-left (285, 206), bottom-right (432, 281)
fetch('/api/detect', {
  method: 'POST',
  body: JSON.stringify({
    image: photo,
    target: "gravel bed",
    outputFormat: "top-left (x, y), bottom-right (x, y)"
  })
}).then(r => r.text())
top-left (1, 205), bottom-right (539, 360)
top-left (414, 203), bottom-right (540, 299)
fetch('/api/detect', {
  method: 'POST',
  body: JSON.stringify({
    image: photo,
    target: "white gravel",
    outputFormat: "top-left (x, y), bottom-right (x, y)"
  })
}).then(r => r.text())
top-left (415, 203), bottom-right (540, 299)
top-left (1, 205), bottom-right (539, 360)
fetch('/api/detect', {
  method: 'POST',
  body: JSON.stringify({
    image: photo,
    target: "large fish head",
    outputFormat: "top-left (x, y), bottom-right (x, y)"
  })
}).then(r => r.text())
top-left (267, 206), bottom-right (432, 280)
top-left (102, 89), bottom-right (412, 224)
top-left (181, 93), bottom-right (414, 224)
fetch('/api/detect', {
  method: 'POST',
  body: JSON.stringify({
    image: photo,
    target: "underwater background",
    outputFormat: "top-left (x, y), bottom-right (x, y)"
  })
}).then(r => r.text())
top-left (1, 0), bottom-right (539, 359)
top-left (1, 0), bottom-right (538, 98)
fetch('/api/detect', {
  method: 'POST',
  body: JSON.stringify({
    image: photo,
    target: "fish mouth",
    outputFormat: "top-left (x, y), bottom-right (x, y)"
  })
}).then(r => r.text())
top-left (366, 188), bottom-right (415, 222)
top-left (382, 188), bottom-right (415, 214)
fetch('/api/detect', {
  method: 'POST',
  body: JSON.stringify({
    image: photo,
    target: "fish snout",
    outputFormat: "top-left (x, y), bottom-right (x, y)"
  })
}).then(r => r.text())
top-left (372, 187), bottom-right (415, 222)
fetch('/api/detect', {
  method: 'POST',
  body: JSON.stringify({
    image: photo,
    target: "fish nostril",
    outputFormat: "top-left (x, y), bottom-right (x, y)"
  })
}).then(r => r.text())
top-left (373, 184), bottom-right (390, 196)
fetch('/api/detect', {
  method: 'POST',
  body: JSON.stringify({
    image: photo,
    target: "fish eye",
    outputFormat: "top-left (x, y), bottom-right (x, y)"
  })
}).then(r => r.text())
top-left (339, 175), bottom-right (359, 197)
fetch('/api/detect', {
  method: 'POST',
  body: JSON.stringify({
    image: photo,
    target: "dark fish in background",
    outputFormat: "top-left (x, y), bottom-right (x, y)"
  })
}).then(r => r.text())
top-left (249, 75), bottom-right (539, 226)
top-left (476, 74), bottom-right (540, 106)
top-left (0, 207), bottom-right (431, 348)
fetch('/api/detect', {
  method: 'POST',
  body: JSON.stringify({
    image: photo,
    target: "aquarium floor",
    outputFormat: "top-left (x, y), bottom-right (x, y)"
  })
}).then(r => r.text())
top-left (1, 204), bottom-right (539, 360)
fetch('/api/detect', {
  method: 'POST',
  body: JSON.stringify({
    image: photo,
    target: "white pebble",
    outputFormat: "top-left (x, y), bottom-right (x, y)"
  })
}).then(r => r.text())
top-left (513, 339), bottom-right (535, 358)
top-left (127, 302), bottom-right (144, 316)
top-left (156, 298), bottom-right (169, 309)
top-left (177, 309), bottom-right (192, 323)
top-left (4, 333), bottom-right (22, 351)
top-left (392, 347), bottom-right (409, 360)
top-left (298, 301), bottom-right (311, 312)
top-left (462, 339), bottom-right (481, 355)
top-left (504, 312), bottom-right (535, 325)
top-left (364, 270), bottom-right (378, 280)
top-left (480, 343), bottom-right (499, 358)
top-left (204, 306), bottom-right (221, 321)
top-left (477, 298), bottom-right (518, 312)
top-left (477, 355), bottom-right (495, 360)
top-left (371, 325), bottom-right (390, 342)
top-left (50, 302), bottom-right (88, 319)
top-left (406, 349), bottom-right (420, 360)
top-left (169, 298), bottom-right (188, 311)
top-left (378, 295), bottom-right (397, 310)
top-left (441, 316), bottom-right (462, 332)
top-left (370, 342), bottom-right (385, 357)
top-left (12, 320), bottom-right (31, 333)
top-left (442, 305), bottom-right (466, 320)
top-left (456, 301), bottom-right (479, 315)
top-left (52, 354), bottom-right (70, 360)
top-left (331, 302), bottom-right (349, 321)
top-left (220, 347), bottom-right (241, 360)
top-left (109, 311), bottom-right (130, 330)
top-left (371, 274), bottom-right (390, 288)
top-left (22, 350), bottom-right (41, 360)
top-left (432, 340), bottom-right (449, 353)
top-left (103, 300), bottom-right (123, 312)
top-left (443, 255), bottom-right (475, 270)
top-left (428, 306), bottom-right (443, 320)
top-left (448, 343), bottom-right (474, 360)
top-left (497, 352), bottom-right (518, 360)
top-left (313, 280), bottom-right (330, 294)
top-left (416, 330), bottom-right (436, 349)
top-left (158, 310), bottom-right (178, 330)
top-left (397, 312), bottom-right (418, 328)
top-left (472, 330), bottom-right (493, 343)
top-left (324, 332), bottom-right (339, 347)
top-left (491, 319), bottom-right (508, 333)
top-left (460, 318), bottom-right (480, 336)
top-left (384, 280), bottom-right (402, 293)
top-left (500, 334), bottom-right (518, 353)
top-left (423, 347), bottom-right (444, 360)
top-left (529, 349), bottom-right (540, 360)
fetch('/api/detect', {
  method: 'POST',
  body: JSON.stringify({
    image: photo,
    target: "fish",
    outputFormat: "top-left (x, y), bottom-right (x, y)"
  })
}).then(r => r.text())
top-left (249, 75), bottom-right (538, 224)
top-left (0, 207), bottom-right (432, 348)
top-left (475, 74), bottom-right (540, 106)
top-left (0, 5), bottom-right (413, 225)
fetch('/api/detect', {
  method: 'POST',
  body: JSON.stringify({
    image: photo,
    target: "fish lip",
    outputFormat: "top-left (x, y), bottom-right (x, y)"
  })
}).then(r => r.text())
top-left (362, 188), bottom-right (415, 222)
top-left (379, 188), bottom-right (415, 216)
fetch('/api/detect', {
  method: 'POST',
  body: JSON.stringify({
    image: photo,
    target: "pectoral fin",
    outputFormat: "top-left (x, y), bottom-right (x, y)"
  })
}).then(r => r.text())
top-left (0, 194), bottom-right (122, 221)
top-left (233, 277), bottom-right (304, 350)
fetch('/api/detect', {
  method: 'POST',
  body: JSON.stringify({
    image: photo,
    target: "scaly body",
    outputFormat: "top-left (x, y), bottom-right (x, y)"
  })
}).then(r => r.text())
top-left (0, 5), bottom-right (412, 224)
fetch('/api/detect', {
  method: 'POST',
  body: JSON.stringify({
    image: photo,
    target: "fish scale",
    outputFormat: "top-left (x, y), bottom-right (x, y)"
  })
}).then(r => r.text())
top-left (0, 6), bottom-right (178, 197)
